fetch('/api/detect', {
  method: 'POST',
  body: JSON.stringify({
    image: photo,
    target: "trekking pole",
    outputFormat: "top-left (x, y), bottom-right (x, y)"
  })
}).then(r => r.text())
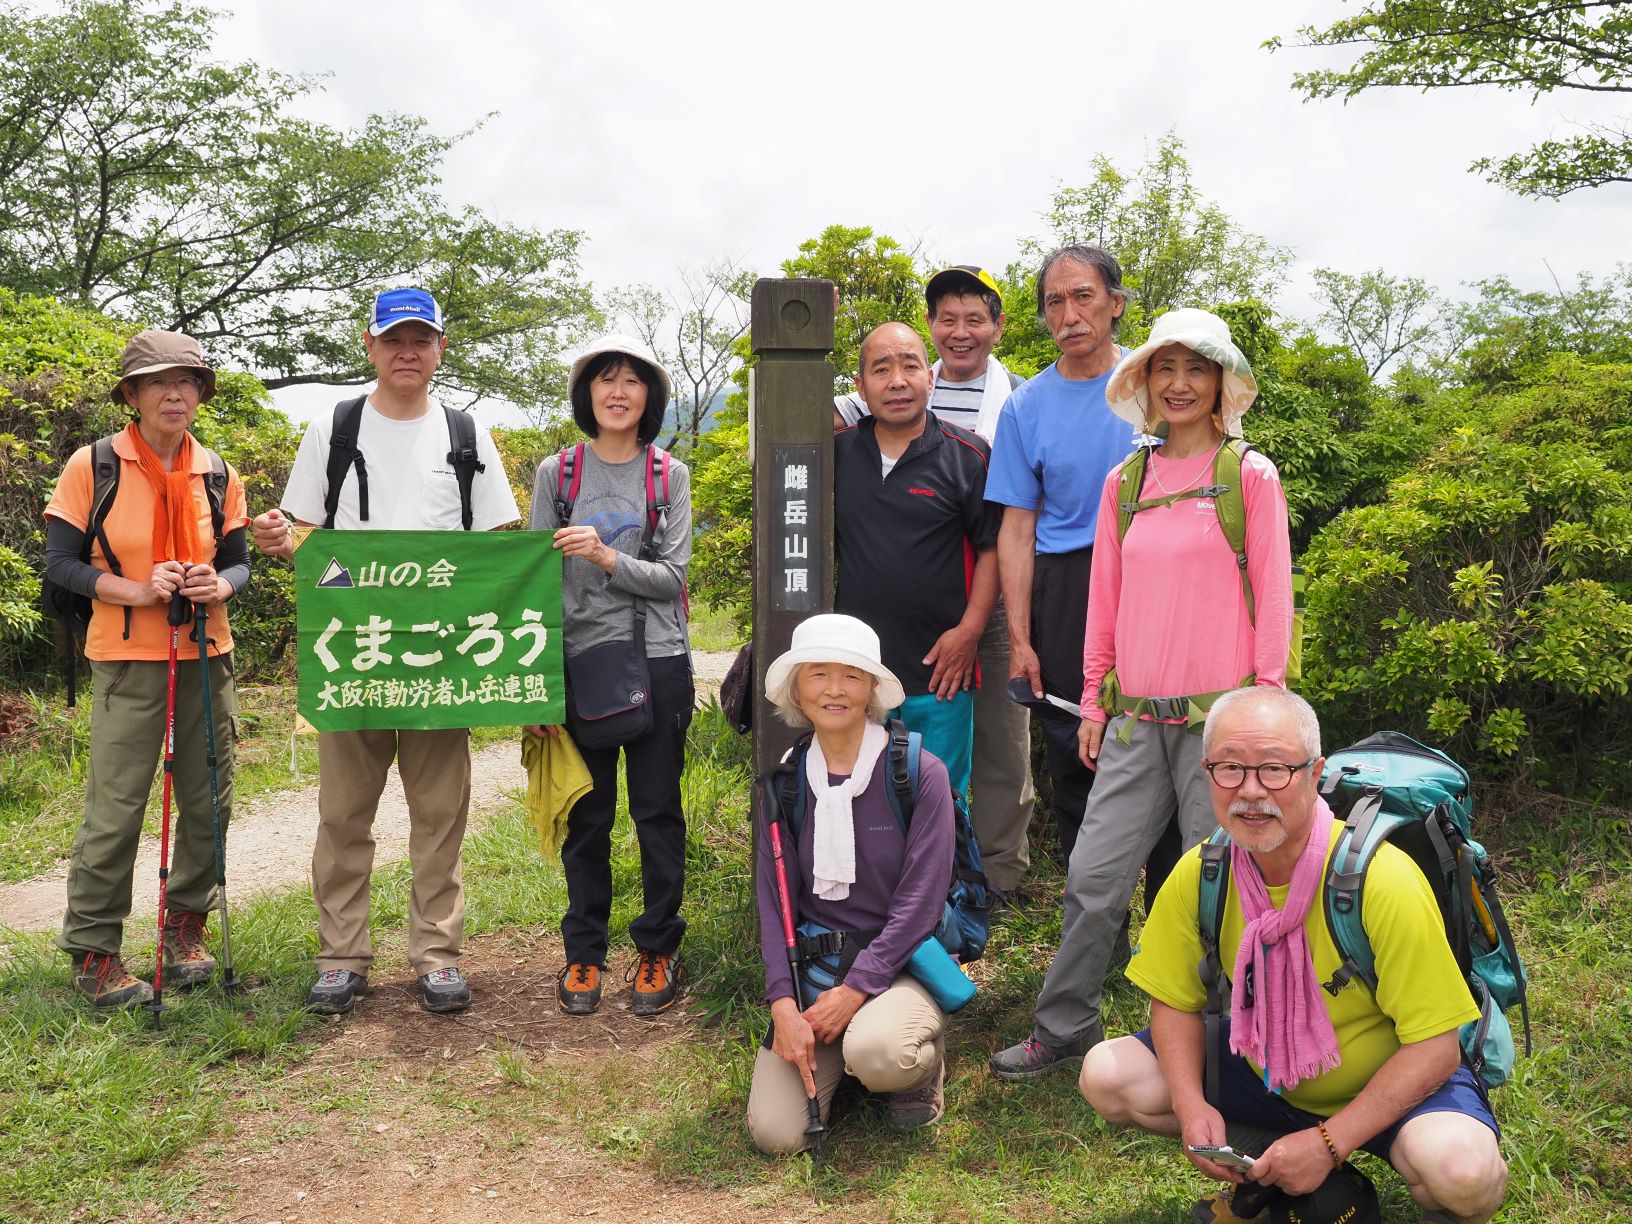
top-left (193, 599), bottom-right (242, 994)
top-left (767, 813), bottom-right (827, 1162)
top-left (145, 592), bottom-right (191, 1028)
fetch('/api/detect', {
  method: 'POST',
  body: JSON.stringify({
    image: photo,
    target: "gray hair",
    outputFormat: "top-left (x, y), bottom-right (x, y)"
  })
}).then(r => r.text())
top-left (1202, 687), bottom-right (1322, 760)
top-left (771, 663), bottom-right (890, 730)
top-left (1035, 244), bottom-right (1127, 326)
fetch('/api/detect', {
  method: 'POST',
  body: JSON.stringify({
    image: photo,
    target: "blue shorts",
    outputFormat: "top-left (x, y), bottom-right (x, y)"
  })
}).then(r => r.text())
top-left (891, 690), bottom-right (974, 807)
top-left (1133, 1020), bottom-right (1499, 1165)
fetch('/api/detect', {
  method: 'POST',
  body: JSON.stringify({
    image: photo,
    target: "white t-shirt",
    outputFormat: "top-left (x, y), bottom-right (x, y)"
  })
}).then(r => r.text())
top-left (282, 399), bottom-right (519, 532)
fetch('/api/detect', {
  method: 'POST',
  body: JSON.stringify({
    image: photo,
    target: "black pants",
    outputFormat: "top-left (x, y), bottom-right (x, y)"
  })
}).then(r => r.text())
top-left (1030, 548), bottom-right (1184, 901)
top-left (1031, 549), bottom-right (1096, 861)
top-left (561, 653), bottom-right (694, 966)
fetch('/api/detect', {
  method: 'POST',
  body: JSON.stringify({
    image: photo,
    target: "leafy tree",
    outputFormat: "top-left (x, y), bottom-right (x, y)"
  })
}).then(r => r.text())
top-left (781, 225), bottom-right (927, 388)
top-left (1040, 132), bottom-right (1290, 330)
top-left (0, 0), bottom-right (595, 408)
top-left (1270, 1), bottom-right (1632, 196)
top-left (607, 259), bottom-right (755, 449)
top-left (1211, 302), bottom-right (1364, 552)
top-left (1313, 268), bottom-right (1445, 378)
top-left (1446, 267), bottom-right (1632, 386)
top-left (1303, 354), bottom-right (1632, 799)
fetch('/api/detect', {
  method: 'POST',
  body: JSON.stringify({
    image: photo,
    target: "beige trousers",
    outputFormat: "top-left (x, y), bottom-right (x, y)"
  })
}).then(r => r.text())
top-left (313, 727), bottom-right (471, 977)
top-left (970, 596), bottom-right (1034, 893)
top-left (745, 975), bottom-right (945, 1155)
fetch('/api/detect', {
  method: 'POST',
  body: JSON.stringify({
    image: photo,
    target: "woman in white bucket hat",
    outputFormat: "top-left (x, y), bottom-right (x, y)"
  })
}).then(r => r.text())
top-left (745, 614), bottom-right (958, 1152)
top-left (992, 307), bottom-right (1295, 1080)
top-left (527, 333), bottom-right (693, 1020)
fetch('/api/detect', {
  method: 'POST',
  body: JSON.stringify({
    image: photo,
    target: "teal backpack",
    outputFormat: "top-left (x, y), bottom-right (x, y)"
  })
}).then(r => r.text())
top-left (1198, 731), bottom-right (1531, 1093)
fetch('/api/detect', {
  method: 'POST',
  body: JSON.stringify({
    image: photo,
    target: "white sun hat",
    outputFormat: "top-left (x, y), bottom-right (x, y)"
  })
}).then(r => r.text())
top-left (1105, 307), bottom-right (1258, 435)
top-left (567, 333), bottom-right (674, 402)
top-left (764, 614), bottom-right (906, 713)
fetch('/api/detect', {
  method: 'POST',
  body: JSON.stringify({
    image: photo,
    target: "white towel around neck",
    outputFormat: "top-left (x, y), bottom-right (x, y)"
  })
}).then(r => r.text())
top-left (807, 721), bottom-right (889, 902)
top-left (930, 353), bottom-right (1015, 443)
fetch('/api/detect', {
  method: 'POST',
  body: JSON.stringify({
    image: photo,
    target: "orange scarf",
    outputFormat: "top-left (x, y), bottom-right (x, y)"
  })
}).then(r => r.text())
top-left (124, 422), bottom-right (203, 565)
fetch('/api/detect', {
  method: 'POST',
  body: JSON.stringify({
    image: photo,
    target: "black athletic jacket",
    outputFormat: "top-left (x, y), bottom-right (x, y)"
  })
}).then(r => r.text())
top-left (833, 413), bottom-right (1001, 695)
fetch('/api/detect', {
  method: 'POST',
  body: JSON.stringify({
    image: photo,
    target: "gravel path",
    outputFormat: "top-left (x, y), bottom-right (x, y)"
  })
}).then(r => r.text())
top-left (0, 649), bottom-right (738, 934)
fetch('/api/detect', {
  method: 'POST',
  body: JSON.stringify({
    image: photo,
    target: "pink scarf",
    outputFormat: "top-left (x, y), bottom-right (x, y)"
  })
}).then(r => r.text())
top-left (1228, 800), bottom-right (1342, 1092)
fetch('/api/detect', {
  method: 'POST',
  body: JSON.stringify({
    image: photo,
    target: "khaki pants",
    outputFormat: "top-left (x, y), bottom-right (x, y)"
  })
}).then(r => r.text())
top-left (746, 975), bottom-right (945, 1155)
top-left (313, 728), bottom-right (471, 977)
top-left (970, 596), bottom-right (1034, 893)
top-left (57, 655), bottom-right (236, 958)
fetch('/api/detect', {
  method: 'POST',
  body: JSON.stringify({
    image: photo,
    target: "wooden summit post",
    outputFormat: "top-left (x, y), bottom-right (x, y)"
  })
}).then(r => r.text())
top-left (750, 278), bottom-right (836, 778)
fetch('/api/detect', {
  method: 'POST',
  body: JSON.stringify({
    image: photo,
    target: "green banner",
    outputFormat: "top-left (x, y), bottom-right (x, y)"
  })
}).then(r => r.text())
top-left (295, 530), bottom-right (563, 732)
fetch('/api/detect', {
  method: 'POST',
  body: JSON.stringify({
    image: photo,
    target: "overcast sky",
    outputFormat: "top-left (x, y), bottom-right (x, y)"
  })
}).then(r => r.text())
top-left (212, 0), bottom-right (1629, 424)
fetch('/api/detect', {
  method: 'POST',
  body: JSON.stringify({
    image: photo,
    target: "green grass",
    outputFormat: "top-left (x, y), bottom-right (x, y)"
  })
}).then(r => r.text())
top-left (687, 599), bottom-right (746, 654)
top-left (0, 683), bottom-right (325, 884)
top-left (0, 704), bottom-right (1627, 1221)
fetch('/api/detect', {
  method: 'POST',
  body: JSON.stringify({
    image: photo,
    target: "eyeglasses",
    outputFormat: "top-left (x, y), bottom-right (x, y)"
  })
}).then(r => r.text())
top-left (136, 374), bottom-right (203, 395)
top-left (1203, 759), bottom-right (1316, 791)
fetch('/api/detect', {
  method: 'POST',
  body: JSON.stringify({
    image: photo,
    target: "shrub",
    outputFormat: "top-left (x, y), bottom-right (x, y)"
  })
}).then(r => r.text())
top-left (1303, 356), bottom-right (1632, 799)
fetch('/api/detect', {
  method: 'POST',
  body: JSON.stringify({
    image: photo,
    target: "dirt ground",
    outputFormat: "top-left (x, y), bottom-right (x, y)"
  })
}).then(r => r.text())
top-left (0, 651), bottom-right (738, 934)
top-left (136, 935), bottom-right (816, 1224)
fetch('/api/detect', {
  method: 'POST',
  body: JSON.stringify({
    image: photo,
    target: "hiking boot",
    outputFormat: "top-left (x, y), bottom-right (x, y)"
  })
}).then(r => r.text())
top-left (305, 969), bottom-right (367, 1015)
top-left (419, 967), bottom-right (471, 1014)
top-left (887, 1055), bottom-right (945, 1130)
top-left (160, 910), bottom-right (215, 989)
top-left (1191, 1185), bottom-right (1270, 1224)
top-left (628, 949), bottom-right (682, 1017)
top-left (988, 1031), bottom-right (1097, 1082)
top-left (73, 951), bottom-right (154, 1009)
top-left (557, 963), bottom-right (603, 1015)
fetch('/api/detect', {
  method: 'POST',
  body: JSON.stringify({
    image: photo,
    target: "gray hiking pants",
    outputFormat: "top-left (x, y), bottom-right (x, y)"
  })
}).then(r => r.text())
top-left (1031, 715), bottom-right (1216, 1049)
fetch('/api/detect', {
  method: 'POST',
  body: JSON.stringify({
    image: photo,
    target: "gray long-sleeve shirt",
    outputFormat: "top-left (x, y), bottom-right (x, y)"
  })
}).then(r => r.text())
top-left (527, 445), bottom-right (691, 659)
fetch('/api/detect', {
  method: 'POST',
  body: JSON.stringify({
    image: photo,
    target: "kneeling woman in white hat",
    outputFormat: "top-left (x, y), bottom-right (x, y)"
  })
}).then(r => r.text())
top-left (746, 614), bottom-right (957, 1154)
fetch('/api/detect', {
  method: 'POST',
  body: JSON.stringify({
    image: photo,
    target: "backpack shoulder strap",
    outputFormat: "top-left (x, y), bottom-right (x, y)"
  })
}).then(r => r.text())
top-left (87, 435), bottom-right (123, 574)
top-left (323, 396), bottom-right (369, 529)
top-left (1197, 830), bottom-right (1233, 1108)
top-left (1114, 446), bottom-right (1152, 543)
top-left (202, 448), bottom-right (228, 545)
top-left (554, 443), bottom-right (585, 525)
top-left (882, 717), bottom-right (917, 836)
top-left (443, 405), bottom-right (486, 531)
top-left (86, 435), bottom-right (135, 643)
top-left (1213, 437), bottom-right (1255, 625)
top-left (774, 732), bottom-right (816, 840)
top-left (1321, 791), bottom-right (1388, 998)
top-left (638, 444), bottom-right (671, 560)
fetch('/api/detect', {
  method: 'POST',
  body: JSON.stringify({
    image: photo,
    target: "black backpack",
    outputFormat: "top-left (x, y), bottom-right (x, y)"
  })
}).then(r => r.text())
top-left (762, 719), bottom-right (991, 966)
top-left (321, 396), bottom-right (485, 530)
top-left (41, 435), bottom-right (228, 705)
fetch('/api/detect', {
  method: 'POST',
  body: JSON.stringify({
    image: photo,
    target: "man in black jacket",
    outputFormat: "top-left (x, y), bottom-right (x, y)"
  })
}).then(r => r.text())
top-left (832, 322), bottom-right (1000, 806)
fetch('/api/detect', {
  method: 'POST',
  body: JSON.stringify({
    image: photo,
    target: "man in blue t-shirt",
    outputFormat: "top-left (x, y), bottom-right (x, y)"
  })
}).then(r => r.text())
top-left (984, 245), bottom-right (1135, 866)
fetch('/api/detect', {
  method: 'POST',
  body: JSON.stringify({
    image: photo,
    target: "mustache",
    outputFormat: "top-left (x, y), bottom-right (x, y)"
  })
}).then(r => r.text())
top-left (1051, 325), bottom-right (1092, 343)
top-left (1228, 798), bottom-right (1283, 819)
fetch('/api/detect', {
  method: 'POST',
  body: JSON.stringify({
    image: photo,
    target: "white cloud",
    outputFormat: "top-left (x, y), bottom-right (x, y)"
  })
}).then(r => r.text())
top-left (211, 0), bottom-right (1631, 419)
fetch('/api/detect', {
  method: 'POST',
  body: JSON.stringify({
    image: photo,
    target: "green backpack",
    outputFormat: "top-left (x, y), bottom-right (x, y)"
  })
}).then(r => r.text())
top-left (1197, 732), bottom-right (1531, 1095)
top-left (1097, 436), bottom-right (1305, 736)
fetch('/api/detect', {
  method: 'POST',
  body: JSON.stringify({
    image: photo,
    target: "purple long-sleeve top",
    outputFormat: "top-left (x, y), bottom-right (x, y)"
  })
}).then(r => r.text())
top-left (756, 745), bottom-right (956, 1003)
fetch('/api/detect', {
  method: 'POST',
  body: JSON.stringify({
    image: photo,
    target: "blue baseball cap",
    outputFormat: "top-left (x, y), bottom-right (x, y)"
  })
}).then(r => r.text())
top-left (368, 287), bottom-right (445, 336)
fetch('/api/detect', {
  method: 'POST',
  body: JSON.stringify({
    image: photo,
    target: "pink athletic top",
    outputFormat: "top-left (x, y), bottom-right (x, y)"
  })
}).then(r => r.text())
top-left (1080, 445), bottom-right (1294, 723)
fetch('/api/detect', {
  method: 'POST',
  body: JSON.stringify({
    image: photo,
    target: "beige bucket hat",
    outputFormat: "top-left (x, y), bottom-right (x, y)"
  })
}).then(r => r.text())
top-left (1106, 308), bottom-right (1256, 435)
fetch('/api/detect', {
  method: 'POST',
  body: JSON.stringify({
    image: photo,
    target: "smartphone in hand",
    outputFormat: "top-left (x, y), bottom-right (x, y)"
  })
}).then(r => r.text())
top-left (1186, 1144), bottom-right (1259, 1173)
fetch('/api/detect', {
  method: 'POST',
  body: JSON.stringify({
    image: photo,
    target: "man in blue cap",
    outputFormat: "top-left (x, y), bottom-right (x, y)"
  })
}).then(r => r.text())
top-left (252, 288), bottom-right (519, 1017)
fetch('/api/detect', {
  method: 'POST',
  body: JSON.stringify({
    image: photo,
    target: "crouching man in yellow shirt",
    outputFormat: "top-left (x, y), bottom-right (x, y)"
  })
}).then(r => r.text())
top-left (1080, 687), bottom-right (1506, 1224)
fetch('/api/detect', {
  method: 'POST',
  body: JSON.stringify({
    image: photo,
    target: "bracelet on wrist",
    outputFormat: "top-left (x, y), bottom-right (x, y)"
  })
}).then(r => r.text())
top-left (1317, 1120), bottom-right (1343, 1168)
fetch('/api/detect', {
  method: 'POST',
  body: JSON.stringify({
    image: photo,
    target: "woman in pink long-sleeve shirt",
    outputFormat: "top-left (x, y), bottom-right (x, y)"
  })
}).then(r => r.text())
top-left (996, 309), bottom-right (1294, 1077)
